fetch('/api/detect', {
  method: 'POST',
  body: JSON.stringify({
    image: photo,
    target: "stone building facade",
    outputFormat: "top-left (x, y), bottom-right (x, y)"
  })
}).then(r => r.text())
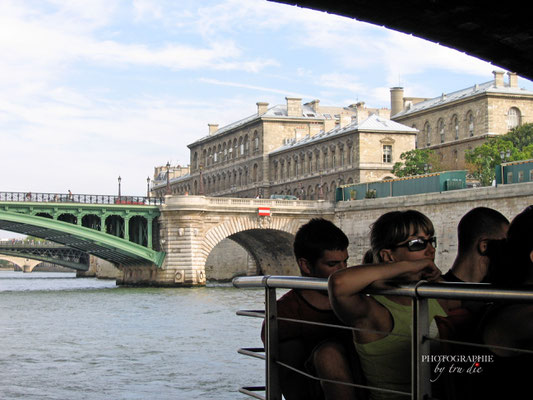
top-left (267, 114), bottom-right (416, 200)
top-left (391, 71), bottom-right (533, 170)
top-left (152, 97), bottom-right (401, 200)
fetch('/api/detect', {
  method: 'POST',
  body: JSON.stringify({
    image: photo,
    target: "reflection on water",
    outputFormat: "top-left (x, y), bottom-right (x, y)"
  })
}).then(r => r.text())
top-left (0, 271), bottom-right (265, 399)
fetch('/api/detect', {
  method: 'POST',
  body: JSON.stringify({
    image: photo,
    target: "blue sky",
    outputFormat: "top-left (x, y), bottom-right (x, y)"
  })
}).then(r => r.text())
top-left (2, 0), bottom-right (532, 205)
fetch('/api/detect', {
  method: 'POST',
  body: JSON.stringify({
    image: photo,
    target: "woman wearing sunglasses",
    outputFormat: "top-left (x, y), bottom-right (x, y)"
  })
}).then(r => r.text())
top-left (328, 210), bottom-right (459, 400)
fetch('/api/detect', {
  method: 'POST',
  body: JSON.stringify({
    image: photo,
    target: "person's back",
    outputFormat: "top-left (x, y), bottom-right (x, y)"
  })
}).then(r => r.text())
top-left (476, 206), bottom-right (533, 399)
top-left (433, 207), bottom-right (509, 398)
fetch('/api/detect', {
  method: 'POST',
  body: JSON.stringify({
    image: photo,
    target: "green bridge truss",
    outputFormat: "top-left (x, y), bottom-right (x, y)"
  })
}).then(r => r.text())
top-left (0, 202), bottom-right (166, 267)
top-left (0, 244), bottom-right (90, 271)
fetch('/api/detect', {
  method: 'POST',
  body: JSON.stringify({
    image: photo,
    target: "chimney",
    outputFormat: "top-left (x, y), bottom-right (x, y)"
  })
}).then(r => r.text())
top-left (324, 119), bottom-right (336, 133)
top-left (208, 124), bottom-right (218, 136)
top-left (493, 70), bottom-right (505, 87)
top-left (256, 102), bottom-right (269, 115)
top-left (286, 97), bottom-right (302, 117)
top-left (390, 87), bottom-right (404, 117)
top-left (508, 72), bottom-right (518, 88)
top-left (308, 99), bottom-right (320, 113)
top-left (339, 115), bottom-right (351, 128)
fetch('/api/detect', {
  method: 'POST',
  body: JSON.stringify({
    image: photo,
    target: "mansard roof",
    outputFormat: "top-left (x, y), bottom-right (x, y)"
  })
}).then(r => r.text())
top-left (188, 103), bottom-right (333, 147)
top-left (393, 79), bottom-right (533, 118)
top-left (271, 114), bottom-right (416, 154)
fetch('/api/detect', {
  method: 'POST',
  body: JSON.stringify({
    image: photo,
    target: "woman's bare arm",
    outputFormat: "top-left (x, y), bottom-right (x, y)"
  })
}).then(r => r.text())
top-left (328, 259), bottom-right (440, 326)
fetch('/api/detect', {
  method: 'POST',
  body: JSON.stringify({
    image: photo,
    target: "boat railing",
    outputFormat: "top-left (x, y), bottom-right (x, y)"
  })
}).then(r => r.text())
top-left (233, 275), bottom-right (533, 400)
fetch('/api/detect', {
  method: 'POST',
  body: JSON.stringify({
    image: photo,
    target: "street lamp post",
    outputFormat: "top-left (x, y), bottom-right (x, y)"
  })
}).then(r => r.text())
top-left (166, 162), bottom-right (171, 195)
top-left (499, 149), bottom-right (511, 184)
top-left (146, 176), bottom-right (151, 200)
top-left (118, 176), bottom-right (122, 200)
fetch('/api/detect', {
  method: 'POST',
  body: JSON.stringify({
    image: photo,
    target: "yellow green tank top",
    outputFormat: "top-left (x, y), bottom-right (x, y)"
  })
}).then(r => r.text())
top-left (354, 295), bottom-right (446, 400)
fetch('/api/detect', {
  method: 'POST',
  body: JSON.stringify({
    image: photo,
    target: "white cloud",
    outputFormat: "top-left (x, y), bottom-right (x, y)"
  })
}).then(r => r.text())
top-left (198, 78), bottom-right (312, 98)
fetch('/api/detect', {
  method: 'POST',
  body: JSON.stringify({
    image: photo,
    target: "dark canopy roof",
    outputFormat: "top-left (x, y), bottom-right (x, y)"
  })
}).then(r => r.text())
top-left (273, 0), bottom-right (533, 81)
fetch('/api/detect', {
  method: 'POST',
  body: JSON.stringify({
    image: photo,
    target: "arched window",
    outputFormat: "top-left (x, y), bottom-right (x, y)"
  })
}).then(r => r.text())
top-left (239, 137), bottom-right (244, 156)
top-left (507, 107), bottom-right (522, 130)
top-left (438, 119), bottom-right (445, 143)
top-left (252, 164), bottom-right (258, 182)
top-left (467, 112), bottom-right (474, 137)
top-left (452, 115), bottom-right (459, 140)
top-left (244, 135), bottom-right (249, 156)
top-left (253, 130), bottom-right (259, 151)
top-left (424, 122), bottom-right (431, 146)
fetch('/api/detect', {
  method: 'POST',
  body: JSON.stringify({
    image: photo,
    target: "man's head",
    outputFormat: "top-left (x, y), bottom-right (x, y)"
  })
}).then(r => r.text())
top-left (293, 218), bottom-right (349, 278)
top-left (457, 207), bottom-right (509, 257)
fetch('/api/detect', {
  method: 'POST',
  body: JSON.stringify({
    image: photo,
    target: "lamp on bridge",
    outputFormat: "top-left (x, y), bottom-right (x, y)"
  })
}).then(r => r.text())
top-left (118, 176), bottom-right (122, 199)
top-left (166, 161), bottom-right (171, 195)
top-left (147, 176), bottom-right (151, 200)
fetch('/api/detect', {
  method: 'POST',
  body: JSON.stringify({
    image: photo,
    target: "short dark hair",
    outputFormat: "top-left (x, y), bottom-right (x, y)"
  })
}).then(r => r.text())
top-left (293, 218), bottom-right (349, 266)
top-left (370, 210), bottom-right (434, 262)
top-left (457, 207), bottom-right (509, 253)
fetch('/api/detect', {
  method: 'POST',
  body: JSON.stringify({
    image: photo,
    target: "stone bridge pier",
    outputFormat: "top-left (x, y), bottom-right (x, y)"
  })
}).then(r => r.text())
top-left (118, 195), bottom-right (334, 286)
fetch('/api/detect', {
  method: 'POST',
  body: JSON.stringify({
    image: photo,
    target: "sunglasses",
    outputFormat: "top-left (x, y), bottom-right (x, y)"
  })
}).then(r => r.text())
top-left (393, 237), bottom-right (437, 252)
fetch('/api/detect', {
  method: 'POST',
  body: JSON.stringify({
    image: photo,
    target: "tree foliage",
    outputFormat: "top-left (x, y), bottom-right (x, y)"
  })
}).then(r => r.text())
top-left (392, 149), bottom-right (441, 177)
top-left (465, 123), bottom-right (533, 186)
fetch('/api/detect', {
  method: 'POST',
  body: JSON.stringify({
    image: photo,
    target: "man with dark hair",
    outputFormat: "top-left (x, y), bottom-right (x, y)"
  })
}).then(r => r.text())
top-left (261, 218), bottom-right (359, 400)
top-left (444, 207), bottom-right (509, 283)
top-left (434, 208), bottom-right (510, 399)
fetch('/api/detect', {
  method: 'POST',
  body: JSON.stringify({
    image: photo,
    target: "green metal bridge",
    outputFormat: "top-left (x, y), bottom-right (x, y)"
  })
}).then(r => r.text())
top-left (0, 192), bottom-right (166, 268)
top-left (0, 242), bottom-right (91, 271)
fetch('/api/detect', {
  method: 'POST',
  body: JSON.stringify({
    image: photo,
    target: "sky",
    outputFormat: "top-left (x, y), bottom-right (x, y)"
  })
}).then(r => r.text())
top-left (1, 1), bottom-right (532, 202)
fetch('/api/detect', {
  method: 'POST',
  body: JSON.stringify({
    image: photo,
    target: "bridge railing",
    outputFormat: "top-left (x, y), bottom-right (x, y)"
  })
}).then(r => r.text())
top-left (0, 191), bottom-right (164, 205)
top-left (233, 275), bottom-right (533, 400)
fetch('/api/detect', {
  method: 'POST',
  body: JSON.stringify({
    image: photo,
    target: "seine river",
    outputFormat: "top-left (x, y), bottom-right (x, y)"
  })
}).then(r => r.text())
top-left (0, 271), bottom-right (267, 399)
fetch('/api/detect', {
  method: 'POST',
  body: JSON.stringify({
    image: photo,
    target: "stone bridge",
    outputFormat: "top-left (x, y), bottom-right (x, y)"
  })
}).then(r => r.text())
top-left (120, 182), bottom-right (533, 286)
top-left (119, 196), bottom-right (335, 286)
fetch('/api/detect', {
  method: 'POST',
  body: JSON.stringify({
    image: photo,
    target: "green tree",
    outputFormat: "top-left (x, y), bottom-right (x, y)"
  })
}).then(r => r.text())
top-left (465, 123), bottom-right (533, 186)
top-left (506, 123), bottom-right (533, 149)
top-left (392, 149), bottom-right (441, 177)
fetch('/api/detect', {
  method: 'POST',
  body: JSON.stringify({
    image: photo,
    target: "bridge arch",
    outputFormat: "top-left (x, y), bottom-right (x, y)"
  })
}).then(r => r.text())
top-left (36, 212), bottom-right (53, 219)
top-left (129, 215), bottom-right (148, 246)
top-left (58, 213), bottom-right (77, 224)
top-left (82, 214), bottom-right (101, 230)
top-left (105, 215), bottom-right (124, 238)
top-left (202, 216), bottom-right (302, 278)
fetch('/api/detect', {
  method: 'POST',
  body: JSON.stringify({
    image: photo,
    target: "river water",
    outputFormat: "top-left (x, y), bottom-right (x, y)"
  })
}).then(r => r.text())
top-left (0, 271), bottom-right (266, 399)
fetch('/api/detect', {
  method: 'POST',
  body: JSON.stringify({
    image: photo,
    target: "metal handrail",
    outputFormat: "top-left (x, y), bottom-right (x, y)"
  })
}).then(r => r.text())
top-left (0, 191), bottom-right (164, 205)
top-left (233, 275), bottom-right (533, 400)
